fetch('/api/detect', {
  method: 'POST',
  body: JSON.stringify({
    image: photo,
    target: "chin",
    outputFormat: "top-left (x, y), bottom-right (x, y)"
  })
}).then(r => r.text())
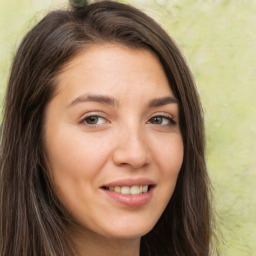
top-left (100, 219), bottom-right (157, 240)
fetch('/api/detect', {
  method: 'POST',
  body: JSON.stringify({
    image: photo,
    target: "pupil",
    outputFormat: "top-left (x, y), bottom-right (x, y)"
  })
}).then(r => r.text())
top-left (153, 117), bottom-right (162, 124)
top-left (87, 116), bottom-right (98, 124)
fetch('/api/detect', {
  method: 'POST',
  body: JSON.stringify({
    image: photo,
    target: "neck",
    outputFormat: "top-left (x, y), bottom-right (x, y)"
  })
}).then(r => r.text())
top-left (70, 225), bottom-right (141, 256)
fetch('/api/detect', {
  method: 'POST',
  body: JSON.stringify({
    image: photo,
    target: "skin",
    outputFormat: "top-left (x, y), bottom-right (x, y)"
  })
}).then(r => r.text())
top-left (44, 44), bottom-right (184, 256)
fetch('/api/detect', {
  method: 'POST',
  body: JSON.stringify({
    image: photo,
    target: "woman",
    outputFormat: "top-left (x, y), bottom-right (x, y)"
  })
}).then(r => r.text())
top-left (0, 0), bottom-right (214, 255)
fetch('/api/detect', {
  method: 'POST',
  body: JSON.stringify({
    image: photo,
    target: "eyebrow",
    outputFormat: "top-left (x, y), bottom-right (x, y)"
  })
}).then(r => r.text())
top-left (148, 96), bottom-right (179, 107)
top-left (68, 94), bottom-right (178, 108)
top-left (68, 94), bottom-right (118, 108)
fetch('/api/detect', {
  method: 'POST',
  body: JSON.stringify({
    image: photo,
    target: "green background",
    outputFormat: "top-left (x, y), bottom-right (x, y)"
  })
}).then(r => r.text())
top-left (1, 0), bottom-right (255, 255)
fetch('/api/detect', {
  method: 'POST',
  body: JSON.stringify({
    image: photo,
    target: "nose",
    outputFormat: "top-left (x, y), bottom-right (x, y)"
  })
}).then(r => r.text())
top-left (112, 127), bottom-right (150, 169)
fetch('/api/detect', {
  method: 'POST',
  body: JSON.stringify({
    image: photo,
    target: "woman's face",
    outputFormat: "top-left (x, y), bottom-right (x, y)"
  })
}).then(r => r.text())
top-left (45, 44), bottom-right (183, 240)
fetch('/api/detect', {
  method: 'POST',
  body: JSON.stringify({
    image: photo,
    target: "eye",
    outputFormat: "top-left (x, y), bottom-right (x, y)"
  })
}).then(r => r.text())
top-left (81, 115), bottom-right (108, 125)
top-left (148, 115), bottom-right (176, 126)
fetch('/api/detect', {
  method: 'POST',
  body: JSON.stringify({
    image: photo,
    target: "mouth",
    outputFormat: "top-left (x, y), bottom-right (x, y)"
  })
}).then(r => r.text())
top-left (100, 179), bottom-right (156, 206)
top-left (101, 185), bottom-right (155, 195)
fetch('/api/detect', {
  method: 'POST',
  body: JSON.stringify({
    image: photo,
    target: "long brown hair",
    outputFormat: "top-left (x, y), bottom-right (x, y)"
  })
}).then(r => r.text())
top-left (0, 1), bottom-right (214, 255)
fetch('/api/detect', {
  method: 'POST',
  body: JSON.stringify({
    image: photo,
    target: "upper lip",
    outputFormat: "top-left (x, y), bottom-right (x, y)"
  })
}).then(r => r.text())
top-left (101, 178), bottom-right (156, 187)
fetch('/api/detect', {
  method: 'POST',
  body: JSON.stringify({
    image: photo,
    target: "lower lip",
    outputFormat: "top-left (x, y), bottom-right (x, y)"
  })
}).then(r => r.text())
top-left (101, 188), bottom-right (154, 207)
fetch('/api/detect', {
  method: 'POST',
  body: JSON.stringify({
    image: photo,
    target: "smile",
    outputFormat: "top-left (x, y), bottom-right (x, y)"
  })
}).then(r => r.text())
top-left (101, 184), bottom-right (154, 207)
top-left (101, 178), bottom-right (156, 206)
top-left (102, 185), bottom-right (150, 195)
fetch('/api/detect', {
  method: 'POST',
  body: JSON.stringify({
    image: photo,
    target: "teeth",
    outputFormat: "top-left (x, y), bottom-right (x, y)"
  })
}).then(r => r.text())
top-left (121, 186), bottom-right (130, 194)
top-left (109, 186), bottom-right (115, 192)
top-left (142, 185), bottom-right (148, 193)
top-left (114, 186), bottom-right (121, 193)
top-left (130, 185), bottom-right (140, 195)
top-left (107, 185), bottom-right (150, 195)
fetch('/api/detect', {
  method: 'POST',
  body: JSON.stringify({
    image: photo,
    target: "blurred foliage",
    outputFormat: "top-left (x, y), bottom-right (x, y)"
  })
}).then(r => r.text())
top-left (0, 0), bottom-right (255, 255)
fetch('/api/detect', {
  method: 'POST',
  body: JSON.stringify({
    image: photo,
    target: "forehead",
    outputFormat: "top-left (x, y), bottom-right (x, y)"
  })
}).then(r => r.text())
top-left (54, 43), bottom-right (175, 103)
top-left (59, 43), bottom-right (163, 76)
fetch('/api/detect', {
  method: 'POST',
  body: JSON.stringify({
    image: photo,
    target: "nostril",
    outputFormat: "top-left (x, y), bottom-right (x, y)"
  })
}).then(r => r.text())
top-left (112, 138), bottom-right (150, 169)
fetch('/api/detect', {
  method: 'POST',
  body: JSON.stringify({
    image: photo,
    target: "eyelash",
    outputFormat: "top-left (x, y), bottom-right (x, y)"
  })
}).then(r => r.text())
top-left (80, 113), bottom-right (176, 127)
top-left (147, 114), bottom-right (176, 126)
top-left (80, 115), bottom-right (109, 126)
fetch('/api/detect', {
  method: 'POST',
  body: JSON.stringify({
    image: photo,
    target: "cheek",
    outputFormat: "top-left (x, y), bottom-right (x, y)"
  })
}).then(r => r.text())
top-left (46, 127), bottom-right (108, 176)
top-left (45, 134), bottom-right (104, 218)
top-left (156, 134), bottom-right (183, 188)
top-left (156, 132), bottom-right (183, 166)
top-left (45, 127), bottom-right (115, 202)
